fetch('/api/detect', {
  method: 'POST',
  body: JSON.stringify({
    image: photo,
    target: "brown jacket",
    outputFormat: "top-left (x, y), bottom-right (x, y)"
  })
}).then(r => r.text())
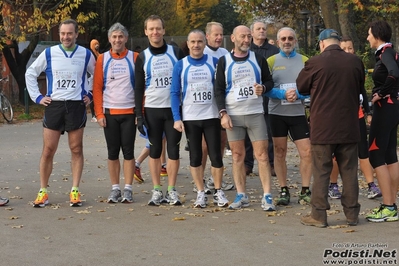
top-left (296, 44), bottom-right (364, 144)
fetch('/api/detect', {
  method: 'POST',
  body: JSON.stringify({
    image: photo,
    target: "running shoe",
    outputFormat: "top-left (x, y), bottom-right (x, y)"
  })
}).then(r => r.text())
top-left (70, 190), bottom-right (82, 207)
top-left (165, 189), bottom-right (181, 206)
top-left (206, 176), bottom-right (235, 191)
top-left (225, 149), bottom-right (232, 156)
top-left (298, 189), bottom-right (311, 204)
top-left (228, 194), bottom-right (249, 209)
top-left (107, 189), bottom-right (122, 203)
top-left (134, 167), bottom-right (144, 183)
top-left (261, 194), bottom-right (276, 211)
top-left (276, 187), bottom-right (290, 206)
top-left (328, 184), bottom-right (341, 199)
top-left (366, 204), bottom-right (398, 222)
top-left (0, 197), bottom-right (9, 206)
top-left (121, 189), bottom-right (133, 203)
top-left (193, 191), bottom-right (207, 208)
top-left (33, 191), bottom-right (49, 208)
top-left (148, 190), bottom-right (163, 206)
top-left (160, 165), bottom-right (168, 177)
top-left (213, 189), bottom-right (229, 207)
top-left (367, 183), bottom-right (382, 199)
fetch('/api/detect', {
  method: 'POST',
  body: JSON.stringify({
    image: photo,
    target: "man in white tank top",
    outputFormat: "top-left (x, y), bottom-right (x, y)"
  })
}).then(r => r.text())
top-left (92, 22), bottom-right (138, 204)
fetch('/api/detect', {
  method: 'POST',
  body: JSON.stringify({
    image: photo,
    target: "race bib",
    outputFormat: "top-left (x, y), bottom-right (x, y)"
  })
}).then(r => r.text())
top-left (280, 83), bottom-right (301, 105)
top-left (151, 61), bottom-right (173, 89)
top-left (189, 82), bottom-right (212, 104)
top-left (54, 71), bottom-right (77, 90)
top-left (233, 77), bottom-right (257, 102)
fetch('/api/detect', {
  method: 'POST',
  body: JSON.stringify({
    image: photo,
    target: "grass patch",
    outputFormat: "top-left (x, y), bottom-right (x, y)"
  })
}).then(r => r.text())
top-left (0, 103), bottom-right (44, 124)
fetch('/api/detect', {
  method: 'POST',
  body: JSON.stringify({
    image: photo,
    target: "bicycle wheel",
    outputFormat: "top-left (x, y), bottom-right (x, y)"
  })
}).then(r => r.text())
top-left (1, 95), bottom-right (13, 123)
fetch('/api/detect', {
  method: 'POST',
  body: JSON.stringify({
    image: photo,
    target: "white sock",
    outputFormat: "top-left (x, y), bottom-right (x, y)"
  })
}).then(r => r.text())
top-left (135, 161), bottom-right (141, 168)
top-left (112, 184), bottom-right (120, 191)
top-left (124, 184), bottom-right (132, 191)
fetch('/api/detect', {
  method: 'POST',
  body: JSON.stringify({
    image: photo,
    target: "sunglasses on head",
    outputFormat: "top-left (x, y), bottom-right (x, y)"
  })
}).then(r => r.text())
top-left (280, 36), bottom-right (294, 41)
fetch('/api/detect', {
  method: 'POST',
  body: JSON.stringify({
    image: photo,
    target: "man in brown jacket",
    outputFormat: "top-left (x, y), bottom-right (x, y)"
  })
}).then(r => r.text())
top-left (296, 29), bottom-right (364, 227)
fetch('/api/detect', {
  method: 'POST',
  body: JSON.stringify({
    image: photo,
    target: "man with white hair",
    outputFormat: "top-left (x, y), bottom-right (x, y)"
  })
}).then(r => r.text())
top-left (265, 27), bottom-right (312, 206)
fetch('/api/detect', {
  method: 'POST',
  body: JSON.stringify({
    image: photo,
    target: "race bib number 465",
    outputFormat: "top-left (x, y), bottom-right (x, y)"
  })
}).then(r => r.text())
top-left (233, 78), bottom-right (257, 102)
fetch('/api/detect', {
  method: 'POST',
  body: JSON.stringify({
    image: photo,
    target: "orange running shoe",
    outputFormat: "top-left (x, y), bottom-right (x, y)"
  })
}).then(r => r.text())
top-left (134, 166), bottom-right (144, 183)
top-left (33, 191), bottom-right (49, 208)
top-left (70, 190), bottom-right (82, 207)
top-left (160, 165), bottom-right (168, 177)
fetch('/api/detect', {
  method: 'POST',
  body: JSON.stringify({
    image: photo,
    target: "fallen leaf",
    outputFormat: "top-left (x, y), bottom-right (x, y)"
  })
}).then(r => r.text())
top-left (76, 210), bottom-right (91, 214)
top-left (172, 217), bottom-right (186, 221)
top-left (9, 216), bottom-right (19, 220)
top-left (11, 225), bottom-right (23, 228)
top-left (345, 229), bottom-right (355, 233)
top-left (328, 225), bottom-right (349, 229)
top-left (269, 220), bottom-right (276, 224)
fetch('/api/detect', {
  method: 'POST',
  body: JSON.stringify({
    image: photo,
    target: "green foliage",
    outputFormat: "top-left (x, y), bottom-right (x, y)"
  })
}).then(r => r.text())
top-left (18, 113), bottom-right (32, 121)
top-left (209, 0), bottom-right (241, 34)
top-left (231, 0), bottom-right (318, 25)
top-left (184, 0), bottom-right (218, 30)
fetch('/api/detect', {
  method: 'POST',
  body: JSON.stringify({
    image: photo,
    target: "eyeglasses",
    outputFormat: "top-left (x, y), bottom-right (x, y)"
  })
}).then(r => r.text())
top-left (280, 36), bottom-right (294, 42)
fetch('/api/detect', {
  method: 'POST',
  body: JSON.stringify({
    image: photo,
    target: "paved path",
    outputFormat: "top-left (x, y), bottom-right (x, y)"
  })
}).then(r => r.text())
top-left (0, 120), bottom-right (397, 266)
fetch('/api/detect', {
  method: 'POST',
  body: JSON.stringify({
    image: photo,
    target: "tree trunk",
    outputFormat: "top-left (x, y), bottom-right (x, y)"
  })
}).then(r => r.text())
top-left (2, 37), bottom-right (39, 104)
top-left (318, 0), bottom-right (340, 31)
top-left (337, 1), bottom-right (360, 51)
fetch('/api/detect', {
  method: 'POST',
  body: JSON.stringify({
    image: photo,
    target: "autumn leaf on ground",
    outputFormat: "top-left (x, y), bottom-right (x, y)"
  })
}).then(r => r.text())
top-left (76, 210), bottom-right (91, 214)
top-left (11, 225), bottom-right (23, 228)
top-left (328, 224), bottom-right (349, 229)
top-left (172, 217), bottom-right (186, 221)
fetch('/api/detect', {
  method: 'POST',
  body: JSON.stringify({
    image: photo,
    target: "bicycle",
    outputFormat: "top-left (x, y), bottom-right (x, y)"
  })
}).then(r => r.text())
top-left (0, 77), bottom-right (14, 123)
